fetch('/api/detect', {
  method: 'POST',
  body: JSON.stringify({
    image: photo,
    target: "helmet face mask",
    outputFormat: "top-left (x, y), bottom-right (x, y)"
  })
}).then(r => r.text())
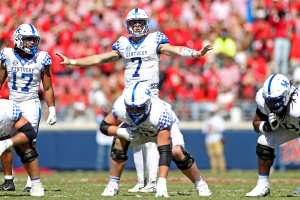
top-left (14, 24), bottom-right (40, 55)
top-left (126, 8), bottom-right (149, 38)
top-left (262, 74), bottom-right (291, 114)
top-left (124, 82), bottom-right (152, 124)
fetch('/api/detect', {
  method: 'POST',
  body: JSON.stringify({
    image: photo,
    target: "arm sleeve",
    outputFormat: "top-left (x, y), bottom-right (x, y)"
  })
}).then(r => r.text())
top-left (158, 111), bottom-right (173, 131)
top-left (0, 49), bottom-right (6, 62)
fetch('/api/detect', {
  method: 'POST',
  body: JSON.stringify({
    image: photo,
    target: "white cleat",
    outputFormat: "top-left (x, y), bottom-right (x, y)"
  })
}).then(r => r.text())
top-left (30, 183), bottom-right (45, 197)
top-left (140, 181), bottom-right (156, 193)
top-left (246, 184), bottom-right (270, 197)
top-left (128, 183), bottom-right (144, 193)
top-left (101, 183), bottom-right (119, 197)
top-left (197, 180), bottom-right (212, 197)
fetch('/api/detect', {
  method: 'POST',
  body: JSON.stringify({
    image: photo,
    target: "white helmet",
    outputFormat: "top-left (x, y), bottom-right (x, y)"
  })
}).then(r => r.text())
top-left (126, 8), bottom-right (149, 37)
top-left (262, 74), bottom-right (291, 114)
top-left (124, 81), bottom-right (152, 124)
top-left (13, 24), bottom-right (40, 55)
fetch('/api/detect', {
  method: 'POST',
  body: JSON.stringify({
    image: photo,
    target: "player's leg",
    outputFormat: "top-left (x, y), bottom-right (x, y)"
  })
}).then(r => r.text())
top-left (246, 130), bottom-right (298, 197)
top-left (0, 147), bottom-right (15, 191)
top-left (170, 122), bottom-right (211, 197)
top-left (102, 137), bottom-right (130, 197)
top-left (128, 144), bottom-right (145, 192)
top-left (15, 143), bottom-right (44, 197)
top-left (19, 100), bottom-right (41, 192)
top-left (140, 142), bottom-right (158, 193)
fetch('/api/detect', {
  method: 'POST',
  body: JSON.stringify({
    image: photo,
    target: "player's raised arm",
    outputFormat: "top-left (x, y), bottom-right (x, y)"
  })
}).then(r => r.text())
top-left (159, 43), bottom-right (213, 58)
top-left (56, 50), bottom-right (121, 67)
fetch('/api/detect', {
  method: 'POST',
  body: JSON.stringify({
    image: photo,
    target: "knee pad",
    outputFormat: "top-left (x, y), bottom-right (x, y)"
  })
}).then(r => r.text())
top-left (15, 146), bottom-right (39, 164)
top-left (256, 143), bottom-right (275, 161)
top-left (110, 137), bottom-right (129, 162)
top-left (17, 122), bottom-right (37, 141)
top-left (173, 147), bottom-right (195, 170)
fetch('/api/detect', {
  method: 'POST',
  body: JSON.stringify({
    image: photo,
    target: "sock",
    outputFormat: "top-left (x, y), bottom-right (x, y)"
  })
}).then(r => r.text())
top-left (145, 142), bottom-right (159, 183)
top-left (133, 145), bottom-right (145, 185)
top-left (31, 178), bottom-right (41, 186)
top-left (4, 175), bottom-right (13, 180)
top-left (194, 176), bottom-right (205, 188)
top-left (258, 174), bottom-right (269, 185)
top-left (25, 176), bottom-right (32, 187)
top-left (109, 176), bottom-right (120, 185)
top-left (3, 139), bottom-right (13, 150)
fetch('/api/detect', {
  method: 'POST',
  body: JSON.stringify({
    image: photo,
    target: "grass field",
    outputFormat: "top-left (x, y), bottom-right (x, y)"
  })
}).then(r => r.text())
top-left (0, 170), bottom-right (300, 199)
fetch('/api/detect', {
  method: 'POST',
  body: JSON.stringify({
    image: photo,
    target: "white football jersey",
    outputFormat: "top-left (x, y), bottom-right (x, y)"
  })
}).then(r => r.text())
top-left (0, 99), bottom-right (22, 137)
top-left (0, 48), bottom-right (51, 102)
top-left (256, 87), bottom-right (300, 135)
top-left (112, 31), bottom-right (169, 95)
top-left (112, 96), bottom-right (175, 139)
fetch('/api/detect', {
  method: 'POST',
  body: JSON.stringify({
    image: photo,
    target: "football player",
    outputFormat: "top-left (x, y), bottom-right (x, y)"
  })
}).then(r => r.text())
top-left (0, 24), bottom-right (56, 192)
top-left (57, 8), bottom-right (212, 192)
top-left (99, 82), bottom-right (212, 197)
top-left (0, 99), bottom-right (44, 196)
top-left (246, 74), bottom-right (300, 197)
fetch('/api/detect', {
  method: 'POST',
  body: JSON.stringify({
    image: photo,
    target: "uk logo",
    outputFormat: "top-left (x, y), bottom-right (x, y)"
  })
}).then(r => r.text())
top-left (281, 80), bottom-right (289, 88)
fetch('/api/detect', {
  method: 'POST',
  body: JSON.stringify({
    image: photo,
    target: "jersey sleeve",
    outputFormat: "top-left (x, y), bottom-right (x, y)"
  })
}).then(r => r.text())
top-left (41, 52), bottom-right (52, 68)
top-left (112, 39), bottom-right (121, 52)
top-left (157, 110), bottom-right (173, 131)
top-left (0, 49), bottom-right (7, 62)
top-left (156, 32), bottom-right (169, 45)
top-left (112, 96), bottom-right (124, 119)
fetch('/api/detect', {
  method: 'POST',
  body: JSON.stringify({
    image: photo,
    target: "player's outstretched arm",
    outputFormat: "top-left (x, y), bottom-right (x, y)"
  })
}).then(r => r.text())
top-left (56, 51), bottom-right (121, 67)
top-left (159, 43), bottom-right (213, 58)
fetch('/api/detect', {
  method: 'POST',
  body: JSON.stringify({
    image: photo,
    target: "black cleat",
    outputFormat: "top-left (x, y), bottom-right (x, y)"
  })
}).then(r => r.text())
top-left (0, 179), bottom-right (15, 191)
top-left (23, 186), bottom-right (31, 192)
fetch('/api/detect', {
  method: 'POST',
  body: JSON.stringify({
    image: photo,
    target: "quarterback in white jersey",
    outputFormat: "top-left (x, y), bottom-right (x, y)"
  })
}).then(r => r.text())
top-left (0, 99), bottom-right (44, 196)
top-left (99, 82), bottom-right (211, 197)
top-left (246, 74), bottom-right (300, 197)
top-left (0, 24), bottom-right (56, 192)
top-left (57, 7), bottom-right (212, 192)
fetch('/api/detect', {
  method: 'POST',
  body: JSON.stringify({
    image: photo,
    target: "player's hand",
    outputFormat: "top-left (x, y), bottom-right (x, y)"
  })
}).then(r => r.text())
top-left (199, 44), bottom-right (213, 56)
top-left (46, 106), bottom-right (56, 125)
top-left (56, 52), bottom-right (73, 66)
top-left (116, 128), bottom-right (134, 141)
top-left (155, 177), bottom-right (169, 198)
top-left (268, 113), bottom-right (280, 131)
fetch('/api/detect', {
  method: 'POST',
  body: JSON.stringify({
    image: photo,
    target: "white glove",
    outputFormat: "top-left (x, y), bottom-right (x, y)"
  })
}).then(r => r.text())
top-left (46, 106), bottom-right (56, 125)
top-left (116, 128), bottom-right (134, 141)
top-left (155, 177), bottom-right (169, 198)
top-left (268, 113), bottom-right (279, 131)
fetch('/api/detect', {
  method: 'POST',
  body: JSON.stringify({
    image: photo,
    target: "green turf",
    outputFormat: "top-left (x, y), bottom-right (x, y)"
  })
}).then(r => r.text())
top-left (0, 170), bottom-right (300, 199)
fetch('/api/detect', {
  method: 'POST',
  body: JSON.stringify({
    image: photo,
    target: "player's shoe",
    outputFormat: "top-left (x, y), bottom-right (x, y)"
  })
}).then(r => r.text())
top-left (0, 179), bottom-right (15, 191)
top-left (101, 182), bottom-right (119, 197)
top-left (245, 184), bottom-right (270, 197)
top-left (128, 183), bottom-right (144, 193)
top-left (140, 181), bottom-right (156, 193)
top-left (293, 187), bottom-right (300, 196)
top-left (23, 186), bottom-right (31, 192)
top-left (196, 180), bottom-right (212, 197)
top-left (30, 183), bottom-right (45, 197)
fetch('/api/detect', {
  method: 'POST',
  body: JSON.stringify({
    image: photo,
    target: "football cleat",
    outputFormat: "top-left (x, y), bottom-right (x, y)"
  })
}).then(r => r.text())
top-left (101, 182), bottom-right (119, 197)
top-left (30, 183), bottom-right (45, 197)
top-left (128, 183), bottom-right (144, 193)
top-left (196, 180), bottom-right (212, 197)
top-left (23, 186), bottom-right (31, 192)
top-left (0, 179), bottom-right (15, 191)
top-left (246, 184), bottom-right (270, 197)
top-left (139, 181), bottom-right (156, 193)
top-left (293, 187), bottom-right (300, 196)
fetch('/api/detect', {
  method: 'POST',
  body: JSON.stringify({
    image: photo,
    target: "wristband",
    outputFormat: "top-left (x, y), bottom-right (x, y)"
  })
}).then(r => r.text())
top-left (70, 59), bottom-right (76, 65)
top-left (259, 121), bottom-right (266, 134)
top-left (49, 106), bottom-right (55, 113)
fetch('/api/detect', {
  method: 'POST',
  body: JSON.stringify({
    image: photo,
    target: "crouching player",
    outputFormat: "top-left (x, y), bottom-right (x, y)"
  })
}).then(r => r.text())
top-left (0, 99), bottom-right (44, 197)
top-left (99, 82), bottom-right (211, 197)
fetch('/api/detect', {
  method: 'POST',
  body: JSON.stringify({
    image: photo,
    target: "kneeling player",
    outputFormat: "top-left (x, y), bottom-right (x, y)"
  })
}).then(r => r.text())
top-left (99, 82), bottom-right (211, 197)
top-left (0, 99), bottom-right (44, 197)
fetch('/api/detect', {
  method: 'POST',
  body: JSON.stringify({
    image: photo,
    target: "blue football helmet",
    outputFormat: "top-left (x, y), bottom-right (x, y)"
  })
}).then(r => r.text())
top-left (262, 74), bottom-right (291, 114)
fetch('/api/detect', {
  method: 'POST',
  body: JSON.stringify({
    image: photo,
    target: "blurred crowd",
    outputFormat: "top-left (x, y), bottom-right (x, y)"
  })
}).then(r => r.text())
top-left (1, 0), bottom-right (300, 122)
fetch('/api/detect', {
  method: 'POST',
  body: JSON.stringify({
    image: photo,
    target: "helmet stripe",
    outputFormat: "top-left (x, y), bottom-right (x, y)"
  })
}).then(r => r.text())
top-left (29, 24), bottom-right (36, 34)
top-left (131, 82), bottom-right (141, 103)
top-left (268, 74), bottom-right (277, 95)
